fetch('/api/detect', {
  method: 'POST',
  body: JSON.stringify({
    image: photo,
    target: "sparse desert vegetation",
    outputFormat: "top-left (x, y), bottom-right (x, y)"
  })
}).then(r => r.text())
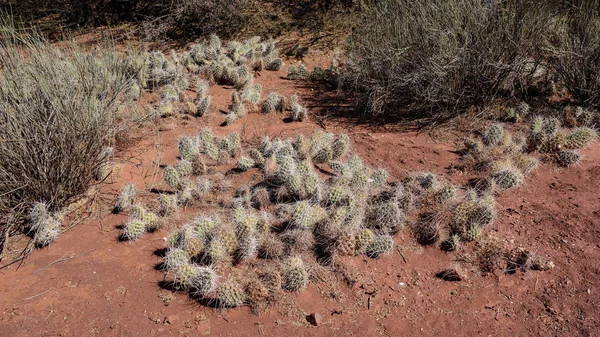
top-left (0, 1), bottom-right (599, 336)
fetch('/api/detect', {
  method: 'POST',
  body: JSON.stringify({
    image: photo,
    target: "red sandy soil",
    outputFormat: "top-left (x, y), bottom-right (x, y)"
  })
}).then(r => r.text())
top-left (1, 54), bottom-right (599, 337)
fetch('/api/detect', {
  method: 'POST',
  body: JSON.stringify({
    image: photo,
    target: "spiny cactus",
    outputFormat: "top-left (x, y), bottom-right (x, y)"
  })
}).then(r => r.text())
top-left (564, 127), bottom-right (596, 149)
top-left (175, 159), bottom-right (193, 177)
top-left (237, 236), bottom-right (259, 262)
top-left (191, 266), bottom-right (218, 296)
top-left (261, 271), bottom-right (282, 293)
top-left (123, 218), bottom-right (146, 240)
top-left (265, 57), bottom-right (283, 71)
top-left (249, 149), bottom-right (266, 168)
top-left (440, 234), bottom-right (461, 252)
top-left (542, 117), bottom-right (561, 135)
top-left (174, 263), bottom-right (200, 289)
top-left (290, 101), bottom-right (308, 122)
top-left (434, 186), bottom-right (457, 204)
top-left (539, 133), bottom-right (565, 153)
top-left (350, 170), bottom-right (369, 189)
top-left (336, 231), bottom-right (357, 256)
top-left (290, 201), bottom-right (313, 229)
top-left (347, 155), bottom-right (363, 173)
top-left (366, 235), bottom-right (394, 258)
top-left (163, 248), bottom-right (190, 270)
top-left (33, 216), bottom-right (61, 247)
top-left (463, 225), bottom-right (481, 242)
top-left (129, 204), bottom-right (146, 220)
top-left (262, 92), bottom-right (283, 113)
top-left (282, 257), bottom-right (308, 291)
top-left (158, 194), bottom-right (178, 216)
top-left (114, 184), bottom-right (136, 213)
top-left (242, 84), bottom-right (262, 103)
top-left (482, 124), bottom-right (504, 146)
top-left (237, 156), bottom-right (256, 171)
top-left (178, 137), bottom-right (196, 160)
top-left (557, 150), bottom-right (582, 167)
top-left (143, 212), bottom-right (160, 231)
top-left (511, 154), bottom-right (539, 175)
top-left (355, 229), bottom-right (374, 255)
top-left (331, 134), bottom-right (350, 160)
top-left (491, 167), bottom-right (524, 190)
top-left (207, 238), bottom-right (227, 262)
top-left (371, 169), bottom-right (388, 187)
top-left (312, 146), bottom-right (332, 164)
top-left (29, 202), bottom-right (48, 230)
top-left (195, 95), bottom-right (211, 117)
top-left (304, 172), bottom-right (322, 201)
top-left (163, 166), bottom-right (181, 190)
top-left (217, 281), bottom-right (247, 307)
top-left (327, 182), bottom-right (345, 206)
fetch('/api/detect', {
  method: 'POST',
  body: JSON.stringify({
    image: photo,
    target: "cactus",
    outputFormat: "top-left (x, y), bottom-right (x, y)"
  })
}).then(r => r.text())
top-left (237, 156), bottom-right (256, 171)
top-left (331, 134), bottom-right (350, 160)
top-left (191, 266), bottom-right (218, 296)
top-left (207, 239), bottom-right (227, 262)
top-left (347, 155), bottom-right (363, 173)
top-left (491, 167), bottom-right (524, 190)
top-left (248, 149), bottom-right (265, 168)
top-left (115, 184), bottom-right (135, 213)
top-left (282, 257), bottom-right (308, 291)
top-left (482, 124), bottom-right (504, 146)
top-left (265, 57), bottom-right (283, 71)
top-left (564, 127), bottom-right (596, 149)
top-left (471, 203), bottom-right (495, 227)
top-left (304, 172), bottom-right (322, 201)
top-left (158, 194), bottom-right (178, 216)
top-left (329, 161), bottom-right (346, 175)
top-left (195, 95), bottom-right (211, 117)
top-left (163, 166), bottom-right (181, 190)
top-left (451, 201), bottom-right (476, 232)
top-left (204, 141), bottom-right (219, 161)
top-left (262, 92), bottom-right (283, 113)
top-left (291, 201), bottom-right (313, 229)
top-left (217, 281), bottom-right (247, 307)
top-left (178, 137), bottom-right (196, 160)
top-left (434, 185), bottom-right (457, 204)
top-left (290, 102), bottom-right (308, 122)
top-left (237, 236), bottom-right (258, 262)
top-left (417, 173), bottom-right (437, 190)
top-left (143, 212), bottom-right (160, 231)
top-left (336, 231), bottom-right (357, 256)
top-left (122, 218), bottom-right (146, 240)
top-left (351, 170), bottom-right (369, 189)
top-left (312, 146), bottom-right (332, 164)
top-left (355, 229), bottom-right (374, 255)
top-left (33, 216), bottom-right (60, 247)
top-left (327, 182), bottom-right (345, 206)
top-left (174, 263), bottom-right (200, 289)
top-left (463, 225), bottom-right (481, 242)
top-left (557, 150), bottom-right (581, 167)
top-left (164, 248), bottom-right (190, 270)
top-left (260, 271), bottom-right (282, 293)
top-left (29, 202), bottom-right (48, 230)
top-left (542, 117), bottom-right (561, 135)
top-left (375, 202), bottom-right (403, 231)
top-left (511, 154), bottom-right (538, 175)
top-left (371, 169), bottom-right (388, 187)
top-left (175, 159), bottom-right (193, 177)
top-left (366, 235), bottom-right (394, 258)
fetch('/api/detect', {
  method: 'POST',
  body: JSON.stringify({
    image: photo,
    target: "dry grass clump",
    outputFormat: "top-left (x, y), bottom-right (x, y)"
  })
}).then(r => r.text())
top-left (0, 22), bottom-right (139, 256)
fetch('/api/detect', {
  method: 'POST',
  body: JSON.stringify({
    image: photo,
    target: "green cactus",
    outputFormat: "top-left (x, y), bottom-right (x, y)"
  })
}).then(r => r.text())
top-left (191, 266), bottom-right (218, 296)
top-left (291, 201), bottom-right (313, 229)
top-left (193, 217), bottom-right (215, 239)
top-left (237, 236), bottom-right (258, 262)
top-left (511, 154), bottom-right (539, 175)
top-left (175, 159), bottom-right (193, 177)
top-left (355, 229), bottom-right (374, 255)
top-left (557, 150), bottom-right (582, 167)
top-left (33, 216), bottom-right (60, 247)
top-left (542, 117), bottom-right (561, 135)
top-left (282, 257), bottom-right (308, 291)
top-left (329, 161), bottom-right (345, 175)
top-left (434, 185), bottom-right (457, 204)
top-left (123, 218), bottom-right (146, 240)
top-left (115, 184), bottom-right (135, 213)
top-left (29, 202), bottom-right (48, 229)
top-left (204, 141), bottom-right (220, 161)
top-left (195, 95), bottom-right (211, 117)
top-left (531, 116), bottom-right (543, 134)
top-left (216, 280), bottom-right (247, 307)
top-left (163, 248), bottom-right (190, 270)
top-left (327, 182), bottom-right (345, 206)
top-left (129, 204), bottom-right (146, 220)
top-left (290, 102), bottom-right (308, 122)
top-left (249, 149), bottom-right (265, 167)
top-left (482, 124), bottom-right (504, 146)
top-left (262, 92), bottom-right (283, 113)
top-left (311, 205), bottom-right (329, 225)
top-left (207, 239), bottom-right (227, 262)
top-left (174, 263), bottom-right (200, 289)
top-left (163, 166), bottom-right (181, 190)
top-left (199, 127), bottom-right (213, 144)
top-left (143, 212), bottom-right (160, 231)
top-left (265, 57), bottom-right (283, 71)
top-left (304, 172), bottom-right (322, 201)
top-left (237, 157), bottom-right (256, 171)
top-left (371, 168), bottom-right (388, 187)
top-left (312, 146), bottom-right (332, 164)
top-left (287, 65), bottom-right (298, 79)
top-left (491, 167), bottom-right (524, 190)
top-left (260, 271), bottom-right (282, 293)
top-left (331, 134), bottom-right (350, 160)
top-left (463, 225), bottom-right (481, 242)
top-left (347, 155), bottom-right (363, 173)
top-left (564, 127), bottom-right (596, 149)
top-left (158, 194), bottom-right (178, 216)
top-left (539, 133), bottom-right (564, 153)
top-left (366, 235), bottom-right (394, 258)
top-left (351, 170), bottom-right (369, 189)
top-left (375, 202), bottom-right (403, 231)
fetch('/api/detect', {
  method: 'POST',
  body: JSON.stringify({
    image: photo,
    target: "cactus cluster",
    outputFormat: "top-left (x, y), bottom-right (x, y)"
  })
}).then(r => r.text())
top-left (114, 184), bottom-right (136, 213)
top-left (282, 257), bottom-right (308, 291)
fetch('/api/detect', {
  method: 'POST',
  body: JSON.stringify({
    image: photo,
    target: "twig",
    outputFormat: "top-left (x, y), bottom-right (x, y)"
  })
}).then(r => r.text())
top-left (22, 287), bottom-right (53, 301)
top-left (33, 249), bottom-right (93, 274)
top-left (396, 246), bottom-right (408, 263)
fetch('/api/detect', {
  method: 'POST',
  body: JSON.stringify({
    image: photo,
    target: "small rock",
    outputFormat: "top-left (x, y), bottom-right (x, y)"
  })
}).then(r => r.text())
top-left (164, 315), bottom-right (179, 325)
top-left (306, 313), bottom-right (322, 326)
